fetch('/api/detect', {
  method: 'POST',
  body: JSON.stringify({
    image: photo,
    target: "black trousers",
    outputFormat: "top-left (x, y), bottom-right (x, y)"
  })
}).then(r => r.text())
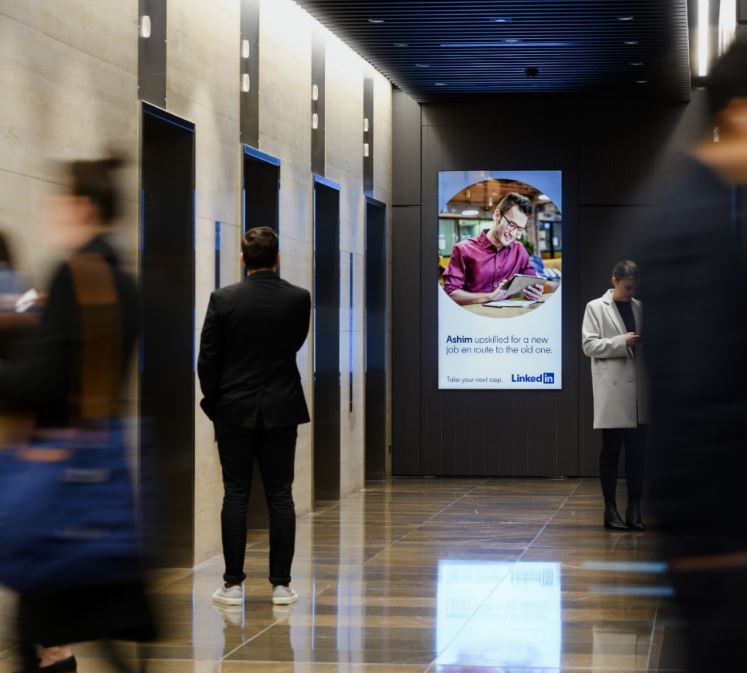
top-left (600, 426), bottom-right (646, 507)
top-left (215, 421), bottom-right (297, 587)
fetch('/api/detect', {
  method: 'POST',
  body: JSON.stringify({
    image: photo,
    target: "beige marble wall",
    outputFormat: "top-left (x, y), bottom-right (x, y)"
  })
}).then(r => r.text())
top-left (258, 0), bottom-right (314, 517)
top-left (0, 0), bottom-right (140, 626)
top-left (0, 0), bottom-right (392, 570)
top-left (164, 0), bottom-right (242, 565)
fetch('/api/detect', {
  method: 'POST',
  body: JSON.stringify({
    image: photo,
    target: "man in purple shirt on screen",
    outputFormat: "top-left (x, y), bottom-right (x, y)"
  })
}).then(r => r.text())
top-left (443, 192), bottom-right (544, 306)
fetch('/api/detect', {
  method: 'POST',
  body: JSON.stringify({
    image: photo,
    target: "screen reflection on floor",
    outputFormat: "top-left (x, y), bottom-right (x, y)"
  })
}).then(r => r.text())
top-left (436, 561), bottom-right (562, 669)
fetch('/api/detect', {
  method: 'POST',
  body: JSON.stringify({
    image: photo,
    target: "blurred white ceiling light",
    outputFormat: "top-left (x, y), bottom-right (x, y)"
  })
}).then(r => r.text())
top-left (537, 194), bottom-right (550, 201)
top-left (697, 0), bottom-right (710, 77)
top-left (718, 0), bottom-right (737, 57)
top-left (242, 39), bottom-right (250, 59)
top-left (462, 209), bottom-right (479, 216)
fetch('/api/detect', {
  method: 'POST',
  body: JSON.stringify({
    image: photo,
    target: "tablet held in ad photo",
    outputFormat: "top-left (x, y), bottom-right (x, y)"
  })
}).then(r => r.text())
top-left (438, 170), bottom-right (563, 390)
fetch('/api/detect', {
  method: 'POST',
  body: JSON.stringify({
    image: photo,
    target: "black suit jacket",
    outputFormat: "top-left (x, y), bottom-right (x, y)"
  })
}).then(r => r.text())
top-left (197, 271), bottom-right (311, 429)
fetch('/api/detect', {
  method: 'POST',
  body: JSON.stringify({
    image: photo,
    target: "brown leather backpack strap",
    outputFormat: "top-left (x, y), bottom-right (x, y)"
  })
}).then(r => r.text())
top-left (67, 253), bottom-right (123, 421)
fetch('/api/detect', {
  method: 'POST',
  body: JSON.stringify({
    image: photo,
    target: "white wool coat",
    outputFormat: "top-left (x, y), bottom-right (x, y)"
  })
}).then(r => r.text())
top-left (582, 289), bottom-right (649, 429)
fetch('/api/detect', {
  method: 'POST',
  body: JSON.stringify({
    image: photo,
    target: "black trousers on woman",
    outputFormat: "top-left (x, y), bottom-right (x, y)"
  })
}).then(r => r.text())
top-left (600, 425), bottom-right (646, 508)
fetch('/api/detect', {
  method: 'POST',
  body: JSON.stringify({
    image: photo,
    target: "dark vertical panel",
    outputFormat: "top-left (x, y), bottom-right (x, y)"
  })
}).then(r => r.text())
top-left (140, 104), bottom-right (195, 566)
top-left (242, 148), bottom-right (280, 529)
top-left (138, 0), bottom-right (166, 106)
top-left (243, 149), bottom-right (280, 235)
top-left (577, 205), bottom-right (655, 475)
top-left (240, 0), bottom-right (260, 146)
top-left (363, 77), bottom-right (374, 195)
top-left (392, 91), bottom-right (421, 206)
top-left (419, 104), bottom-right (580, 478)
top-left (391, 206), bottom-right (422, 475)
top-left (313, 180), bottom-right (340, 500)
top-left (311, 30), bottom-right (326, 175)
top-left (365, 200), bottom-right (387, 480)
top-left (214, 221), bottom-right (221, 290)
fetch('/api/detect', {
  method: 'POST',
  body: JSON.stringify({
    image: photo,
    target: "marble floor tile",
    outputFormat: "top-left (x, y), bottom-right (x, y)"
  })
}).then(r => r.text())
top-left (0, 478), bottom-right (685, 673)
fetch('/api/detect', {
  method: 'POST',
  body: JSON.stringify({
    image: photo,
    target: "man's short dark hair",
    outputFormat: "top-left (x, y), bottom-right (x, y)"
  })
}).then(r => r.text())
top-left (496, 192), bottom-right (532, 218)
top-left (612, 259), bottom-right (639, 281)
top-left (242, 226), bottom-right (279, 270)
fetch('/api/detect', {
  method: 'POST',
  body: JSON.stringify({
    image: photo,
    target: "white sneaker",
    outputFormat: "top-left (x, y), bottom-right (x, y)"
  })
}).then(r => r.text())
top-left (272, 585), bottom-right (298, 605)
top-left (212, 583), bottom-right (244, 606)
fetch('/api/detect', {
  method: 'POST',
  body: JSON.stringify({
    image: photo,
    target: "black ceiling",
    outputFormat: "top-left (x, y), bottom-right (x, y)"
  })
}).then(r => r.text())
top-left (294, 0), bottom-right (691, 102)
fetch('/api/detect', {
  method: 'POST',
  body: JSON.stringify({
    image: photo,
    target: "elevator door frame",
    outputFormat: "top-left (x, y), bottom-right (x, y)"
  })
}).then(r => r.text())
top-left (312, 174), bottom-right (342, 503)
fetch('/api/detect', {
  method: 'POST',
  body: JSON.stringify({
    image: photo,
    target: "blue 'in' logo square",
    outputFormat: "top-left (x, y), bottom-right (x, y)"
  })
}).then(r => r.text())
top-left (543, 372), bottom-right (555, 385)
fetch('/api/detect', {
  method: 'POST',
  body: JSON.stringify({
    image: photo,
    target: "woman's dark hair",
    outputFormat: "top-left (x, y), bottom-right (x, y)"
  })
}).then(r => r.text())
top-left (496, 192), bottom-right (532, 217)
top-left (242, 226), bottom-right (279, 270)
top-left (0, 232), bottom-right (14, 267)
top-left (612, 259), bottom-right (639, 281)
top-left (68, 156), bottom-right (124, 225)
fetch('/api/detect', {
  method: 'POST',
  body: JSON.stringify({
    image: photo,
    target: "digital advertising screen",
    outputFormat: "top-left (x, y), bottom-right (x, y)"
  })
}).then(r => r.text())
top-left (438, 170), bottom-right (563, 389)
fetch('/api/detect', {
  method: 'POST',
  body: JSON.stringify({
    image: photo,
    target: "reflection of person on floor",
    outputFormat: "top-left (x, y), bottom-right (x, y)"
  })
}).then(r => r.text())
top-left (642, 37), bottom-right (747, 673)
top-left (443, 192), bottom-right (543, 306)
top-left (582, 260), bottom-right (648, 532)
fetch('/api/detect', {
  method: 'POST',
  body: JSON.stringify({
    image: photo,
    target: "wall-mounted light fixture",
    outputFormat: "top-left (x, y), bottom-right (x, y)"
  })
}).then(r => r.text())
top-left (363, 143), bottom-right (370, 157)
top-left (312, 84), bottom-right (319, 101)
top-left (363, 117), bottom-right (369, 132)
top-left (312, 113), bottom-right (319, 130)
top-left (241, 73), bottom-right (250, 92)
top-left (139, 15), bottom-right (151, 39)
top-left (242, 39), bottom-right (250, 59)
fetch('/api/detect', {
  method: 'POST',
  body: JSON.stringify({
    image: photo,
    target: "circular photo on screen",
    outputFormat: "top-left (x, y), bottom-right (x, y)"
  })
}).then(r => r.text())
top-left (438, 178), bottom-right (562, 319)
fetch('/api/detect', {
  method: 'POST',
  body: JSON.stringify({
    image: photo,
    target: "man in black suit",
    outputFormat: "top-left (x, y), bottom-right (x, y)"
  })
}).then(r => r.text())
top-left (198, 226), bottom-right (310, 607)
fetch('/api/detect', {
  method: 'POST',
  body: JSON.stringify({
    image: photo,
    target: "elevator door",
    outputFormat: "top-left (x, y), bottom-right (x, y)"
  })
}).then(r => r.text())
top-left (243, 146), bottom-right (281, 529)
top-left (365, 199), bottom-right (387, 481)
top-left (313, 177), bottom-right (341, 502)
top-left (140, 104), bottom-right (195, 566)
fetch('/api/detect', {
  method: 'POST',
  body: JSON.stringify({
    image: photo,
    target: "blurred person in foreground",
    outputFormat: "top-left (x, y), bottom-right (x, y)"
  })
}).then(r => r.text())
top-left (641, 37), bottom-right (747, 672)
top-left (0, 158), bottom-right (154, 672)
top-left (582, 260), bottom-right (648, 531)
top-left (198, 226), bottom-right (310, 607)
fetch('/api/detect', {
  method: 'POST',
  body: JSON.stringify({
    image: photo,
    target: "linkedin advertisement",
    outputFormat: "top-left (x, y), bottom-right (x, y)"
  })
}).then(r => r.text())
top-left (438, 170), bottom-right (562, 389)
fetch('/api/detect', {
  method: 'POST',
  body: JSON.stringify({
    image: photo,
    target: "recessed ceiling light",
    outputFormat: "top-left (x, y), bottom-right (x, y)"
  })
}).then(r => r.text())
top-left (415, 63), bottom-right (430, 68)
top-left (434, 82), bottom-right (447, 86)
top-left (624, 40), bottom-right (639, 45)
top-left (462, 209), bottom-right (479, 216)
top-left (635, 79), bottom-right (648, 84)
top-left (394, 42), bottom-right (408, 47)
top-left (630, 61), bottom-right (644, 66)
top-left (368, 18), bottom-right (385, 24)
top-left (618, 16), bottom-right (634, 21)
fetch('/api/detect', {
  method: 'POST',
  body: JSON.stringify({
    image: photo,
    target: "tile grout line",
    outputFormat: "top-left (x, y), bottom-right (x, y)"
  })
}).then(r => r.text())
top-left (362, 479), bottom-right (492, 567)
top-left (423, 478), bottom-right (584, 673)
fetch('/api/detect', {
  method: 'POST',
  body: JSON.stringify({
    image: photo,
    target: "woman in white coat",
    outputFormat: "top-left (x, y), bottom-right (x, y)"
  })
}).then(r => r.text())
top-left (582, 260), bottom-right (648, 531)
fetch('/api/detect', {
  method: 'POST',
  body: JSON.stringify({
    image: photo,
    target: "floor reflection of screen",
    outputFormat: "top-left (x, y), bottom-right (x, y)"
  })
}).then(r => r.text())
top-left (437, 561), bottom-right (562, 669)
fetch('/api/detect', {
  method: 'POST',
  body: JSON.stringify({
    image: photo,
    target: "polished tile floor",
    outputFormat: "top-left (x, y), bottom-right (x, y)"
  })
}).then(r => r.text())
top-left (1, 478), bottom-right (686, 672)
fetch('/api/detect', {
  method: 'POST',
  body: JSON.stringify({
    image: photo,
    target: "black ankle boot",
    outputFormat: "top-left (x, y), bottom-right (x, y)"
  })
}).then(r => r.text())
top-left (604, 506), bottom-right (628, 530)
top-left (15, 656), bottom-right (77, 673)
top-left (626, 502), bottom-right (645, 531)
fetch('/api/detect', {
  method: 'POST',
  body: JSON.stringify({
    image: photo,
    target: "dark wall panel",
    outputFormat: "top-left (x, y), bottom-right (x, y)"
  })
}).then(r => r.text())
top-left (419, 117), bottom-right (579, 477)
top-left (391, 206), bottom-right (422, 475)
top-left (577, 205), bottom-right (655, 475)
top-left (365, 200), bottom-right (387, 480)
top-left (393, 90), bottom-right (711, 477)
top-left (392, 90), bottom-right (421, 206)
